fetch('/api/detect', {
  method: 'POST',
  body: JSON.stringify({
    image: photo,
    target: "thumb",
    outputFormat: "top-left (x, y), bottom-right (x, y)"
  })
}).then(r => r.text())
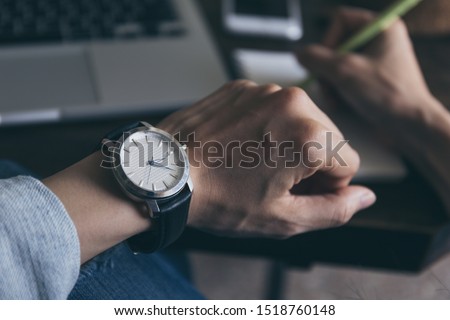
top-left (294, 185), bottom-right (376, 230)
top-left (297, 45), bottom-right (366, 87)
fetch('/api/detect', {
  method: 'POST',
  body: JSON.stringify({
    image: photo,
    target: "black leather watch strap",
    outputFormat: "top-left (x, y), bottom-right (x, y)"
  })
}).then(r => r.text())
top-left (101, 122), bottom-right (191, 253)
top-left (127, 184), bottom-right (191, 253)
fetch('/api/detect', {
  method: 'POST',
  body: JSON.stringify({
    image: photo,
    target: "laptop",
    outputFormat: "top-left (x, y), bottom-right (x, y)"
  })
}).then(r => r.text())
top-left (0, 0), bottom-right (229, 125)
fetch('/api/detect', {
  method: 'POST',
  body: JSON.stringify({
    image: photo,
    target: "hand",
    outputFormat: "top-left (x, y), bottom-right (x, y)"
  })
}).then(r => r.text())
top-left (158, 80), bottom-right (376, 238)
top-left (297, 7), bottom-right (442, 126)
top-left (44, 80), bottom-right (376, 263)
top-left (297, 7), bottom-right (450, 215)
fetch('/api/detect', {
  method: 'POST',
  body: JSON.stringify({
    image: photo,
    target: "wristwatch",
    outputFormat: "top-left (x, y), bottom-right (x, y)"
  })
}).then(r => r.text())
top-left (100, 121), bottom-right (193, 253)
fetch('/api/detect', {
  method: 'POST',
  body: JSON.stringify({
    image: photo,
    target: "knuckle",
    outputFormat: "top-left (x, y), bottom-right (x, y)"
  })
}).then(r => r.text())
top-left (283, 87), bottom-right (309, 104)
top-left (326, 133), bottom-right (360, 173)
top-left (292, 119), bottom-right (327, 166)
top-left (260, 83), bottom-right (282, 95)
top-left (275, 87), bottom-right (310, 114)
top-left (392, 19), bottom-right (408, 35)
top-left (225, 79), bottom-right (257, 91)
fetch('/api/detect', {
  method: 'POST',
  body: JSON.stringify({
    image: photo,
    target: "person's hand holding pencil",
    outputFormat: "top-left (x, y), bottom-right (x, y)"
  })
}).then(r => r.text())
top-left (298, 0), bottom-right (423, 89)
top-left (296, 4), bottom-right (450, 215)
top-left (296, 6), bottom-right (438, 125)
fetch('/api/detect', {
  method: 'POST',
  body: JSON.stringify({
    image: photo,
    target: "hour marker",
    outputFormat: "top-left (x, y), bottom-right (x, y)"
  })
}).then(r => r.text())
top-left (146, 135), bottom-right (149, 143)
top-left (139, 180), bottom-right (144, 187)
top-left (163, 181), bottom-right (169, 189)
top-left (132, 139), bottom-right (139, 147)
top-left (152, 183), bottom-right (156, 191)
top-left (124, 148), bottom-right (130, 153)
top-left (170, 173), bottom-right (177, 179)
top-left (158, 139), bottom-right (162, 147)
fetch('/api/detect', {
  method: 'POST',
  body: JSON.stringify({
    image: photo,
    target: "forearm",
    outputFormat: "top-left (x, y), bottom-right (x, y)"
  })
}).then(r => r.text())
top-left (395, 97), bottom-right (450, 212)
top-left (0, 176), bottom-right (80, 299)
top-left (43, 152), bottom-right (152, 264)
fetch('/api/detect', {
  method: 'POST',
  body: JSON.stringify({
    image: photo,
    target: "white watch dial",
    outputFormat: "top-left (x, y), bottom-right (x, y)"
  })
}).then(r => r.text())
top-left (119, 130), bottom-right (187, 194)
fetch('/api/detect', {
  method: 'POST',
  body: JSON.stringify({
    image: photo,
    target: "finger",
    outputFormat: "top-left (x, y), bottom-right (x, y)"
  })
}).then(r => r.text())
top-left (267, 89), bottom-right (359, 185)
top-left (271, 86), bottom-right (344, 137)
top-left (285, 185), bottom-right (376, 233)
top-left (302, 130), bottom-right (360, 189)
top-left (323, 7), bottom-right (376, 48)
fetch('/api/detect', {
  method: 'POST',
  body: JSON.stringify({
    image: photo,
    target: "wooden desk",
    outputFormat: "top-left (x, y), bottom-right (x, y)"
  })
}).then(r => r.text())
top-left (1, 0), bottom-right (449, 272)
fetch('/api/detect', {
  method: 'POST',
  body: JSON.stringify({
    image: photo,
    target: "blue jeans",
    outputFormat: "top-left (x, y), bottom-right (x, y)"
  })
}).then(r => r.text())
top-left (0, 160), bottom-right (204, 300)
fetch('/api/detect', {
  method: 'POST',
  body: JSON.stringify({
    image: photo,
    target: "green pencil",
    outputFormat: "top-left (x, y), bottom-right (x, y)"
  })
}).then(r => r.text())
top-left (299, 0), bottom-right (423, 88)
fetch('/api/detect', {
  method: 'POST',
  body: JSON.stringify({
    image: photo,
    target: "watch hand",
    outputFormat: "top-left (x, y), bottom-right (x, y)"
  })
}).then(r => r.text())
top-left (146, 166), bottom-right (152, 185)
top-left (152, 154), bottom-right (170, 163)
top-left (146, 156), bottom-right (153, 184)
top-left (149, 160), bottom-right (168, 167)
top-left (155, 164), bottom-right (176, 172)
top-left (148, 160), bottom-right (163, 167)
top-left (149, 159), bottom-right (177, 172)
top-left (154, 148), bottom-right (173, 162)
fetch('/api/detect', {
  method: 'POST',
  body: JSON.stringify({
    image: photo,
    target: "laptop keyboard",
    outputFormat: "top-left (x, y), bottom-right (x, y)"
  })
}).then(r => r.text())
top-left (0, 0), bottom-right (185, 45)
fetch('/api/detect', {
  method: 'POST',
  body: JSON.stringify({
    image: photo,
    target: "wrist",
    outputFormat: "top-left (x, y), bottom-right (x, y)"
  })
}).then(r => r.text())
top-left (87, 152), bottom-right (153, 237)
top-left (394, 99), bottom-right (450, 213)
top-left (388, 95), bottom-right (450, 149)
top-left (44, 152), bottom-right (152, 263)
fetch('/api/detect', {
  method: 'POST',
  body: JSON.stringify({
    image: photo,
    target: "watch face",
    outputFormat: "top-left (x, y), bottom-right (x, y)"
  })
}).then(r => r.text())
top-left (118, 129), bottom-right (189, 197)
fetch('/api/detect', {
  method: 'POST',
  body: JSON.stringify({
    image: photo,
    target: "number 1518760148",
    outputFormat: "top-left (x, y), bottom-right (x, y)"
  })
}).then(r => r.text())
top-left (256, 304), bottom-right (336, 316)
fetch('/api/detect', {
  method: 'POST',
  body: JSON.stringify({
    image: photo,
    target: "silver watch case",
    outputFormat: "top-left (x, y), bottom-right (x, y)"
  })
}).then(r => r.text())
top-left (104, 122), bottom-right (193, 218)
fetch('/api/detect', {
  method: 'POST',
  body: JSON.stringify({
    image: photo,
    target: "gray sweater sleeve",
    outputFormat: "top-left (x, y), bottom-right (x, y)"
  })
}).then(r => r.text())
top-left (0, 176), bottom-right (80, 299)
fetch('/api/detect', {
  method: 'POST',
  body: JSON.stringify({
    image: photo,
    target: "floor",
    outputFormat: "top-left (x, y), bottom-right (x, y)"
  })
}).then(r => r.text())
top-left (189, 252), bottom-right (450, 300)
